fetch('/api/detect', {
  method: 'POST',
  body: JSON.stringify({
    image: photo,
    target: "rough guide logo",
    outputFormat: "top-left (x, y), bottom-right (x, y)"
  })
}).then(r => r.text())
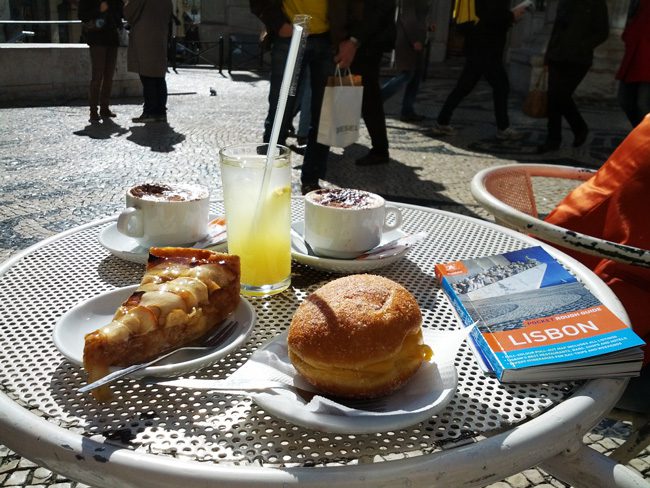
top-left (435, 261), bottom-right (468, 278)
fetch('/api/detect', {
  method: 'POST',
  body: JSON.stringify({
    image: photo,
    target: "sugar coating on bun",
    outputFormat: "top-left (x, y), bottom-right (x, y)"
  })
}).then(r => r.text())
top-left (288, 274), bottom-right (431, 399)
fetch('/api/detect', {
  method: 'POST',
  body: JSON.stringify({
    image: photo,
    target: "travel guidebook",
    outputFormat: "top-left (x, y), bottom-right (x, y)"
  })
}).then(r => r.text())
top-left (434, 246), bottom-right (645, 382)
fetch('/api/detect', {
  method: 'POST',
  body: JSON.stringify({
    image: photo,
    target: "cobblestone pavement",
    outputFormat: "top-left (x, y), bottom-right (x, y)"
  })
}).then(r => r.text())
top-left (0, 63), bottom-right (647, 487)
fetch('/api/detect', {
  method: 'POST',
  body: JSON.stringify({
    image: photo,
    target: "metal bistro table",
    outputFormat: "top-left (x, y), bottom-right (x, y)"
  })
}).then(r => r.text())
top-left (0, 199), bottom-right (646, 488)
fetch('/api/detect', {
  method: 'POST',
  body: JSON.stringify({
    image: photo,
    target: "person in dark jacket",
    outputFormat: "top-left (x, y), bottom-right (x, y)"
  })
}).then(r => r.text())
top-left (537, 0), bottom-right (609, 153)
top-left (250, 0), bottom-right (363, 194)
top-left (78, 0), bottom-right (124, 122)
top-left (124, 0), bottom-right (173, 123)
top-left (431, 0), bottom-right (527, 140)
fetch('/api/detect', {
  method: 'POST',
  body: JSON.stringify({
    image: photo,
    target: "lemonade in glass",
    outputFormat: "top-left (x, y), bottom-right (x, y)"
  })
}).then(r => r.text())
top-left (219, 143), bottom-right (292, 296)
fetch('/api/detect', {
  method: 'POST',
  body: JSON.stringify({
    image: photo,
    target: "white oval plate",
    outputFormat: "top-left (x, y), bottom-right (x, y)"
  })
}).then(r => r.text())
top-left (252, 328), bottom-right (458, 434)
top-left (53, 285), bottom-right (256, 378)
top-left (291, 221), bottom-right (411, 274)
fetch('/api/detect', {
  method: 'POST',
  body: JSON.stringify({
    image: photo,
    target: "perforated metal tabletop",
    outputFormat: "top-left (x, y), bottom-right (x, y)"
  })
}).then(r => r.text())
top-left (0, 200), bottom-right (634, 487)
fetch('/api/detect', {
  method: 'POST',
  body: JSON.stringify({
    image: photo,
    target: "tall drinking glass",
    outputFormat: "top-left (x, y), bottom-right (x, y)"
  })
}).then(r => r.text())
top-left (219, 143), bottom-right (292, 296)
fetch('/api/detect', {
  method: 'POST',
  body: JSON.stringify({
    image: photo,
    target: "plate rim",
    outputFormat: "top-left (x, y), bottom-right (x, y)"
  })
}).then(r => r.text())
top-left (251, 329), bottom-right (458, 434)
top-left (52, 284), bottom-right (256, 377)
top-left (290, 221), bottom-right (410, 273)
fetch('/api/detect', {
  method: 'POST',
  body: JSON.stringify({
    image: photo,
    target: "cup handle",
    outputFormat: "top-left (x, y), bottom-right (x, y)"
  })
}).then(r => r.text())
top-left (383, 206), bottom-right (403, 232)
top-left (116, 207), bottom-right (144, 237)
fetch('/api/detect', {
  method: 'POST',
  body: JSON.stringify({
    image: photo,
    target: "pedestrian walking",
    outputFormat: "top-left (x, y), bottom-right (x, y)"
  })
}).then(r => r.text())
top-left (616, 0), bottom-right (650, 128)
top-left (351, 0), bottom-right (398, 166)
top-left (124, 0), bottom-right (173, 124)
top-left (431, 0), bottom-right (528, 140)
top-left (79, 0), bottom-right (124, 123)
top-left (381, 0), bottom-right (431, 123)
top-left (537, 0), bottom-right (609, 153)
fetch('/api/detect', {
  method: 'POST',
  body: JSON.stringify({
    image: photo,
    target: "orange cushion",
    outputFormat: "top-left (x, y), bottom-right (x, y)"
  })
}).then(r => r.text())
top-left (544, 115), bottom-right (650, 363)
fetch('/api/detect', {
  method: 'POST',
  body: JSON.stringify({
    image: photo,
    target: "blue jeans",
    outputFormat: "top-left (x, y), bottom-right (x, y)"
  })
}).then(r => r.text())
top-left (296, 67), bottom-right (312, 138)
top-left (381, 69), bottom-right (421, 116)
top-left (263, 35), bottom-right (334, 186)
top-left (618, 82), bottom-right (650, 127)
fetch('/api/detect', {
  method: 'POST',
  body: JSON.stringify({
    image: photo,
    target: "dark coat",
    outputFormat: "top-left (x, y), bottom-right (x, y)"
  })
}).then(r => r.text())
top-left (350, 0), bottom-right (396, 56)
top-left (124, 0), bottom-right (172, 77)
top-left (545, 0), bottom-right (609, 66)
top-left (616, 0), bottom-right (650, 82)
top-left (78, 0), bottom-right (123, 47)
top-left (394, 0), bottom-right (430, 71)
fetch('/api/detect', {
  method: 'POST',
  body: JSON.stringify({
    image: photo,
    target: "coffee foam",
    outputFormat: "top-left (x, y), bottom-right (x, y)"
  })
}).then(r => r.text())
top-left (129, 183), bottom-right (208, 202)
top-left (307, 188), bottom-right (380, 209)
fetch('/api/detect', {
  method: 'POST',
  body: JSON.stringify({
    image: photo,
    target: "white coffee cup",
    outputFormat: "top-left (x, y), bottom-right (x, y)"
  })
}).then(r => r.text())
top-left (304, 188), bottom-right (403, 259)
top-left (117, 183), bottom-right (210, 246)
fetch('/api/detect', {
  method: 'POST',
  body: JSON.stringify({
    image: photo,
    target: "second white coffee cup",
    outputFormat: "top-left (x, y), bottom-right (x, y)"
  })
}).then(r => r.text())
top-left (304, 188), bottom-right (403, 259)
top-left (117, 183), bottom-right (210, 247)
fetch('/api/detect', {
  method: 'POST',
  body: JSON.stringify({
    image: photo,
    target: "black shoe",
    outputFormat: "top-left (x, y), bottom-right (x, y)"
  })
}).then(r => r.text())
top-left (132, 113), bottom-right (156, 123)
top-left (536, 141), bottom-right (561, 154)
top-left (355, 152), bottom-right (389, 166)
top-left (301, 182), bottom-right (321, 195)
top-left (572, 129), bottom-right (589, 147)
top-left (296, 136), bottom-right (308, 146)
top-left (89, 110), bottom-right (100, 123)
top-left (400, 113), bottom-right (425, 122)
top-left (100, 108), bottom-right (117, 118)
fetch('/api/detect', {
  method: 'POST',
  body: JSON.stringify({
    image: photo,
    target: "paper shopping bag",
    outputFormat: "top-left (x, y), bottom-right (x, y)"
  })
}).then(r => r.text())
top-left (317, 68), bottom-right (363, 148)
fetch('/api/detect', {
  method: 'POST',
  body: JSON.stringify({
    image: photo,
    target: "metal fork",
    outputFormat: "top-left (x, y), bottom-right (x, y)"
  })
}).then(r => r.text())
top-left (78, 320), bottom-right (239, 393)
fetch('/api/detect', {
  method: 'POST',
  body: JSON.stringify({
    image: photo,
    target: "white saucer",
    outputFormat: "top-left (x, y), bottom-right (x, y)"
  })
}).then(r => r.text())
top-left (251, 328), bottom-right (458, 434)
top-left (291, 221), bottom-right (411, 274)
top-left (99, 216), bottom-right (226, 264)
top-left (52, 285), bottom-right (256, 378)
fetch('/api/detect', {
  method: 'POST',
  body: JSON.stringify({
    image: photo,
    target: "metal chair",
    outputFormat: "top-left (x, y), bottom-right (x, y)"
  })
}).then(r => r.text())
top-left (470, 162), bottom-right (650, 463)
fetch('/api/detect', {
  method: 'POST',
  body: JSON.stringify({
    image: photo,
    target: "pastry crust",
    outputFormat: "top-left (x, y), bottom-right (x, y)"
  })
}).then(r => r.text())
top-left (83, 247), bottom-right (240, 400)
top-left (287, 274), bottom-right (431, 399)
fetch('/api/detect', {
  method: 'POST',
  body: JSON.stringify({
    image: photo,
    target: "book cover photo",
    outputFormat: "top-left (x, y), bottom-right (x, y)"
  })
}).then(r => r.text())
top-left (435, 246), bottom-right (645, 382)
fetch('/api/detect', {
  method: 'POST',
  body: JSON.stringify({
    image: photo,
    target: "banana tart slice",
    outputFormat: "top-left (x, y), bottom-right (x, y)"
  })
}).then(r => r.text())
top-left (83, 247), bottom-right (240, 400)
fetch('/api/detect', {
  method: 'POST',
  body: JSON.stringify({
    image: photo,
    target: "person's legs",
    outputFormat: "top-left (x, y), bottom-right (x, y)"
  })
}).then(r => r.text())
top-left (353, 51), bottom-right (389, 159)
top-left (618, 82), bottom-right (640, 127)
top-left (544, 61), bottom-right (564, 147)
top-left (139, 75), bottom-right (157, 116)
top-left (99, 45), bottom-right (118, 116)
top-left (296, 68), bottom-right (311, 140)
top-left (483, 56), bottom-right (511, 131)
top-left (156, 76), bottom-right (168, 118)
top-left (636, 83), bottom-right (650, 126)
top-left (437, 56), bottom-right (482, 126)
top-left (89, 45), bottom-right (107, 119)
top-left (400, 68), bottom-right (421, 117)
top-left (264, 37), bottom-right (292, 145)
top-left (556, 62), bottom-right (590, 146)
top-left (300, 36), bottom-right (335, 190)
top-left (381, 71), bottom-right (410, 102)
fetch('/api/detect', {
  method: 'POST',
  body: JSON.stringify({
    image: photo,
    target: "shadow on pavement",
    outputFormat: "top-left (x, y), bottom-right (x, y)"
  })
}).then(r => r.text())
top-left (126, 122), bottom-right (186, 152)
top-left (73, 119), bottom-right (130, 139)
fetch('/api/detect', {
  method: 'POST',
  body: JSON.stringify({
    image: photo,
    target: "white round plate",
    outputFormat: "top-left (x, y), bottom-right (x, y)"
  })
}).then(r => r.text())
top-left (252, 329), bottom-right (458, 434)
top-left (52, 285), bottom-right (256, 378)
top-left (98, 215), bottom-right (227, 264)
top-left (291, 221), bottom-right (411, 274)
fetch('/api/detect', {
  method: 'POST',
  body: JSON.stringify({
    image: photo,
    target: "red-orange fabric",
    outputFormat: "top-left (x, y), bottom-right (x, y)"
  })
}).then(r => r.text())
top-left (544, 115), bottom-right (650, 363)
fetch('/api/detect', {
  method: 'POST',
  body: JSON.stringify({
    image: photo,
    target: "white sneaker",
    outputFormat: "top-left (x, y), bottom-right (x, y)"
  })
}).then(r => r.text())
top-left (496, 127), bottom-right (524, 141)
top-left (431, 123), bottom-right (456, 136)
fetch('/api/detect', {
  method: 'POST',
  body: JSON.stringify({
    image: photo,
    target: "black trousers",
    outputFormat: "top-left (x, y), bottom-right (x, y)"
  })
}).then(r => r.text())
top-left (351, 51), bottom-right (389, 155)
top-left (89, 45), bottom-right (118, 110)
top-left (437, 46), bottom-right (510, 130)
top-left (546, 61), bottom-right (590, 144)
top-left (139, 75), bottom-right (168, 117)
